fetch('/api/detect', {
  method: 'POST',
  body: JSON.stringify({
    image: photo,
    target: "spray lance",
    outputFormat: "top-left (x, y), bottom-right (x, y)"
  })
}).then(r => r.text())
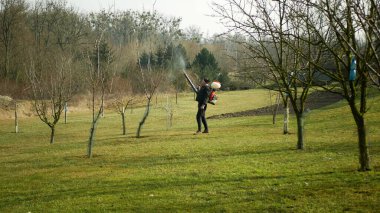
top-left (182, 69), bottom-right (222, 105)
top-left (183, 69), bottom-right (198, 93)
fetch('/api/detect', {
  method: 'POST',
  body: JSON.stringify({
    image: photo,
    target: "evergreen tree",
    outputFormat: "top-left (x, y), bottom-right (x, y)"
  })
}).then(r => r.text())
top-left (192, 48), bottom-right (229, 85)
top-left (138, 51), bottom-right (156, 69)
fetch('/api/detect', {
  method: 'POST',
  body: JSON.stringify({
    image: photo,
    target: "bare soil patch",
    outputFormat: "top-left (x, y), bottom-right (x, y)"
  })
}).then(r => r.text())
top-left (208, 91), bottom-right (343, 119)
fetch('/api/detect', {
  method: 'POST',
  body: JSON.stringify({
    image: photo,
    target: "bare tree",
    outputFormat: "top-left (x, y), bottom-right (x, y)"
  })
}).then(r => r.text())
top-left (136, 55), bottom-right (163, 138)
top-left (86, 38), bottom-right (113, 158)
top-left (27, 55), bottom-right (74, 144)
top-left (25, 0), bottom-right (86, 144)
top-left (116, 97), bottom-right (134, 135)
top-left (111, 77), bottom-right (135, 135)
top-left (213, 0), bottom-right (322, 149)
top-left (161, 94), bottom-right (175, 130)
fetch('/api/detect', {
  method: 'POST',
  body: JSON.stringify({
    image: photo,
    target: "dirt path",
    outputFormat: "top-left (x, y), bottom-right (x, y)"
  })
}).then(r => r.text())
top-left (208, 91), bottom-right (343, 119)
top-left (1, 91), bottom-right (344, 120)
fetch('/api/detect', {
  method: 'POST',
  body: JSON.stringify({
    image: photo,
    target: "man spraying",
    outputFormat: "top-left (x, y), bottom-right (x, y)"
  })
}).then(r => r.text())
top-left (195, 78), bottom-right (211, 134)
top-left (183, 71), bottom-right (220, 134)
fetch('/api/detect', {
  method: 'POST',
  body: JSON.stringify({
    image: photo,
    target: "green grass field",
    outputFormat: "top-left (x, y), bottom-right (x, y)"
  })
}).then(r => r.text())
top-left (0, 89), bottom-right (379, 212)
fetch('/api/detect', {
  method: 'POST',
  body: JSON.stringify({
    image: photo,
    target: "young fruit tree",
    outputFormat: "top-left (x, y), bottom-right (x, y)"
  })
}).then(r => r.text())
top-left (25, 0), bottom-right (88, 144)
top-left (162, 95), bottom-right (175, 130)
top-left (156, 94), bottom-right (175, 130)
top-left (27, 56), bottom-right (74, 144)
top-left (111, 77), bottom-right (135, 136)
top-left (136, 54), bottom-right (164, 138)
top-left (115, 96), bottom-right (134, 135)
top-left (86, 38), bottom-right (113, 158)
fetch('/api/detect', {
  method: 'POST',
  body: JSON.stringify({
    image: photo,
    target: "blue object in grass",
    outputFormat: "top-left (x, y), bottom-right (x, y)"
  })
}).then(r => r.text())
top-left (349, 57), bottom-right (356, 81)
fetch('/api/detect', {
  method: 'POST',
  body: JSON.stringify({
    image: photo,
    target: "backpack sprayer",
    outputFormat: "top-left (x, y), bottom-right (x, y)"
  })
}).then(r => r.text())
top-left (183, 70), bottom-right (221, 105)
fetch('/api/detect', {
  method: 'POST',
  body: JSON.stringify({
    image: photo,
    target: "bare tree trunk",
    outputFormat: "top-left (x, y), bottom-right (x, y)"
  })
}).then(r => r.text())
top-left (283, 98), bottom-right (289, 134)
top-left (14, 101), bottom-right (18, 133)
top-left (101, 99), bottom-right (104, 117)
top-left (169, 110), bottom-right (173, 128)
top-left (176, 90), bottom-right (178, 104)
top-left (273, 93), bottom-right (280, 124)
top-left (92, 86), bottom-right (95, 122)
top-left (64, 102), bottom-right (67, 124)
top-left (355, 115), bottom-right (370, 171)
top-left (296, 112), bottom-right (305, 149)
top-left (87, 99), bottom-right (102, 157)
top-left (359, 124), bottom-right (370, 170)
top-left (348, 75), bottom-right (371, 171)
top-left (88, 121), bottom-right (96, 158)
top-left (88, 89), bottom-right (103, 157)
top-left (130, 100), bottom-right (133, 114)
top-left (121, 107), bottom-right (126, 135)
top-left (166, 95), bottom-right (171, 130)
top-left (50, 126), bottom-right (55, 144)
top-left (137, 98), bottom-right (151, 138)
top-left (349, 99), bottom-right (370, 171)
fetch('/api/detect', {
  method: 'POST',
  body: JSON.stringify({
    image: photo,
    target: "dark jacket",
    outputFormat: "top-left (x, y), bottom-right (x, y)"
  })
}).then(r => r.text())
top-left (196, 85), bottom-right (211, 106)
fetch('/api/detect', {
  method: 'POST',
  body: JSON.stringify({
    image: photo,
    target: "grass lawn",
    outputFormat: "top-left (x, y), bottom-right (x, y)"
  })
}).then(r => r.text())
top-left (0, 89), bottom-right (379, 212)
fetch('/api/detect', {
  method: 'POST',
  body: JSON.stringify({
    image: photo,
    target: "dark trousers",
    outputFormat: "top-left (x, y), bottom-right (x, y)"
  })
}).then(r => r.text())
top-left (196, 103), bottom-right (208, 131)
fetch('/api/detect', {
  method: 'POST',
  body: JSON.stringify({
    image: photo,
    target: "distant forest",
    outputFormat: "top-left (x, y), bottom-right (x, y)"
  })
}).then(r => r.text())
top-left (0, 0), bottom-right (251, 99)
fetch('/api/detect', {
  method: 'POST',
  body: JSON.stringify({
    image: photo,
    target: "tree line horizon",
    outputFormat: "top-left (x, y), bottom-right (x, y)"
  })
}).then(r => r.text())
top-left (0, 0), bottom-right (237, 99)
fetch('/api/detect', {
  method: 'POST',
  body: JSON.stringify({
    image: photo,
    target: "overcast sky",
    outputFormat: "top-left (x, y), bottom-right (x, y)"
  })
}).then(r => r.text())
top-left (60, 0), bottom-right (225, 36)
